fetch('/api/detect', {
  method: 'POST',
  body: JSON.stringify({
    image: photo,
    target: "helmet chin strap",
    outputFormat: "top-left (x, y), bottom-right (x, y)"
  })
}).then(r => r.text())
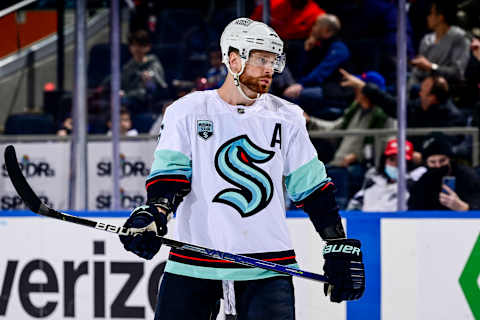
top-left (227, 59), bottom-right (260, 103)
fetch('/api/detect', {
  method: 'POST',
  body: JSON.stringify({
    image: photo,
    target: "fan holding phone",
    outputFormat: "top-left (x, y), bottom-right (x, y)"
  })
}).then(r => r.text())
top-left (408, 133), bottom-right (480, 211)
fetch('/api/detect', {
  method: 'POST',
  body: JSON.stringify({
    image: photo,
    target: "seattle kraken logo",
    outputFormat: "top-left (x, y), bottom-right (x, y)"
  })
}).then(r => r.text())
top-left (213, 135), bottom-right (275, 217)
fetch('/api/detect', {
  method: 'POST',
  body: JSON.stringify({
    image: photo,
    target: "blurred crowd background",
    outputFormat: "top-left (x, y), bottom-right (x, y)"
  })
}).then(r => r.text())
top-left (1, 0), bottom-right (480, 211)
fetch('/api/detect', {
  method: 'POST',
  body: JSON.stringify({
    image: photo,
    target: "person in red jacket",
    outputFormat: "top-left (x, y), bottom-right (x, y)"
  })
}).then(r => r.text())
top-left (250, 0), bottom-right (325, 40)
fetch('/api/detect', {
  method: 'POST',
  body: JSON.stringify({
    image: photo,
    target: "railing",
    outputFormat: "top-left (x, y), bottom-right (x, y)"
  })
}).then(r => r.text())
top-left (1, 127), bottom-right (478, 166)
top-left (309, 127), bottom-right (479, 167)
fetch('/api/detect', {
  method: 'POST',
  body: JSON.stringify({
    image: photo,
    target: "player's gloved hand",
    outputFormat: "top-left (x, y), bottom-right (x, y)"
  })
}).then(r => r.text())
top-left (119, 204), bottom-right (168, 260)
top-left (323, 238), bottom-right (365, 303)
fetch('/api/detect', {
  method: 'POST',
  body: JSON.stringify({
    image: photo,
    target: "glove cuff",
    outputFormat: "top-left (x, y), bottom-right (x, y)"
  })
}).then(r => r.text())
top-left (319, 220), bottom-right (346, 240)
top-left (148, 197), bottom-right (173, 216)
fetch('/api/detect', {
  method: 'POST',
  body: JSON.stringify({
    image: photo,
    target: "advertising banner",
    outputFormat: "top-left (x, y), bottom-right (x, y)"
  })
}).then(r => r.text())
top-left (0, 143), bottom-right (70, 210)
top-left (88, 140), bottom-right (156, 210)
top-left (1, 140), bottom-right (157, 211)
top-left (382, 219), bottom-right (480, 320)
top-left (0, 214), bottom-right (339, 320)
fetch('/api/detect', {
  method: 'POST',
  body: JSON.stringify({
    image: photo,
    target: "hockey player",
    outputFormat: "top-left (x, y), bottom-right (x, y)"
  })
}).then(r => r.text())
top-left (119, 18), bottom-right (365, 319)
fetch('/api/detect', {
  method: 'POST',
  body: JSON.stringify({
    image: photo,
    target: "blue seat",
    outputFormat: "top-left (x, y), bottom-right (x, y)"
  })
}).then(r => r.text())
top-left (88, 116), bottom-right (108, 134)
top-left (475, 166), bottom-right (480, 179)
top-left (326, 167), bottom-right (350, 210)
top-left (4, 113), bottom-right (56, 134)
top-left (132, 112), bottom-right (157, 133)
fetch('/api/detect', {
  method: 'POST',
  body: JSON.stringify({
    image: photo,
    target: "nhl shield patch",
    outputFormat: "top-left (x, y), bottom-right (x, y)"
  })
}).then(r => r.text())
top-left (197, 120), bottom-right (213, 140)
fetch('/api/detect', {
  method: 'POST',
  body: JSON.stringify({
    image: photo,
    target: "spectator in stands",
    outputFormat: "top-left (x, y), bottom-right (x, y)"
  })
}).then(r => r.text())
top-left (56, 116), bottom-right (73, 136)
top-left (198, 46), bottom-right (227, 90)
top-left (408, 133), bottom-right (480, 211)
top-left (107, 108), bottom-right (139, 136)
top-left (465, 35), bottom-right (480, 124)
top-left (409, 0), bottom-right (471, 89)
top-left (283, 14), bottom-right (351, 118)
top-left (307, 71), bottom-right (395, 167)
top-left (250, 0), bottom-right (325, 40)
top-left (408, 0), bottom-right (434, 52)
top-left (341, 69), bottom-right (466, 153)
top-left (320, 0), bottom-right (415, 82)
top-left (306, 71), bottom-right (395, 198)
top-left (467, 35), bottom-right (480, 158)
top-left (101, 30), bottom-right (168, 114)
top-left (348, 139), bottom-right (426, 211)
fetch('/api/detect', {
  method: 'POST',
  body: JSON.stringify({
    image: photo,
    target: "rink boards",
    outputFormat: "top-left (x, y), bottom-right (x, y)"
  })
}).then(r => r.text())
top-left (0, 211), bottom-right (478, 320)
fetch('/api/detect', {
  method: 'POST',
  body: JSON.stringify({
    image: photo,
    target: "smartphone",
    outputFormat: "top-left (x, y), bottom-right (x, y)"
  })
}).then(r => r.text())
top-left (442, 176), bottom-right (456, 193)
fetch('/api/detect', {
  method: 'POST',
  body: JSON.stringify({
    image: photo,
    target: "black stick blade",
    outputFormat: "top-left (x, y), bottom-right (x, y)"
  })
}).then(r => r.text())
top-left (4, 145), bottom-right (42, 213)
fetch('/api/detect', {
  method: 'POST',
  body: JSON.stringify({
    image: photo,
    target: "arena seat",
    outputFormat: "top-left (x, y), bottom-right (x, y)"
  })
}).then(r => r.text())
top-left (4, 113), bottom-right (56, 135)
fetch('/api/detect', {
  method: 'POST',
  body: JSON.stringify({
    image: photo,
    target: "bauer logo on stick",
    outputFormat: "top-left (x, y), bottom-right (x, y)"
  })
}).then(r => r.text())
top-left (197, 120), bottom-right (214, 140)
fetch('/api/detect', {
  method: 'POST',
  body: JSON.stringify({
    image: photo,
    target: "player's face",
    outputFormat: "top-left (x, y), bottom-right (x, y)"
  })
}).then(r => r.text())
top-left (241, 51), bottom-right (275, 94)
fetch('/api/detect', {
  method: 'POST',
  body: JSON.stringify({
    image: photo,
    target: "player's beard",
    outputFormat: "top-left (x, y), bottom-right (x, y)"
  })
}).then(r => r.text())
top-left (239, 73), bottom-right (272, 95)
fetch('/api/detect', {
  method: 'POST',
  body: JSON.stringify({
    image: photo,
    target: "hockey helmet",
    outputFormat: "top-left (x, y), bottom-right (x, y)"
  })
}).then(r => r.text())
top-left (220, 18), bottom-right (285, 74)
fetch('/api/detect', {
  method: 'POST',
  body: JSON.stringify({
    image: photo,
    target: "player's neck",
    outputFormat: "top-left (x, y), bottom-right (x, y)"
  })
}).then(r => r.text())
top-left (217, 77), bottom-right (257, 106)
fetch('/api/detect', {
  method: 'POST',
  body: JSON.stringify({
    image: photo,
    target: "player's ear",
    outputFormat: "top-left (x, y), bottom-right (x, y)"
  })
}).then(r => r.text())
top-left (229, 51), bottom-right (241, 73)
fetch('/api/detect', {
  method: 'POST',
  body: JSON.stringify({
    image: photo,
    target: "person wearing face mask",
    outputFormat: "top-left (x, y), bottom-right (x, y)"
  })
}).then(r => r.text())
top-left (408, 133), bottom-right (480, 211)
top-left (347, 139), bottom-right (425, 212)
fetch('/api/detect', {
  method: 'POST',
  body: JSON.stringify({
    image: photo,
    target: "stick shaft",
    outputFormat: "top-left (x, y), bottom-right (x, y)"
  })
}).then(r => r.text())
top-left (43, 204), bottom-right (327, 282)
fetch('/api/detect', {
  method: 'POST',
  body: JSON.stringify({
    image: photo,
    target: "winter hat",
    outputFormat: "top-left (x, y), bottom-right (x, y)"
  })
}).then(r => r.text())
top-left (421, 133), bottom-right (453, 160)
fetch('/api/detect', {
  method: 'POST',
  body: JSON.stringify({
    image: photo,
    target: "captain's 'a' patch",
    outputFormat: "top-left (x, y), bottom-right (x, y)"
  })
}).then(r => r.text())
top-left (197, 120), bottom-right (213, 140)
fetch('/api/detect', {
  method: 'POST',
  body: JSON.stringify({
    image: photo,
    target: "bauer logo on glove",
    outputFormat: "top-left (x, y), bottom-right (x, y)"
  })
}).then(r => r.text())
top-left (322, 238), bottom-right (365, 303)
top-left (323, 243), bottom-right (361, 255)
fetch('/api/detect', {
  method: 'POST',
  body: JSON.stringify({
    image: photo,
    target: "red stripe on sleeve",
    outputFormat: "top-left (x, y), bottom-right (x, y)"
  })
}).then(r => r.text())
top-left (320, 181), bottom-right (334, 191)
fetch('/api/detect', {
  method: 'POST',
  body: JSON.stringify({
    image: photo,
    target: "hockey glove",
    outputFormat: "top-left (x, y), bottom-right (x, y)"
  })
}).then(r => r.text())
top-left (119, 204), bottom-right (168, 260)
top-left (323, 239), bottom-right (365, 303)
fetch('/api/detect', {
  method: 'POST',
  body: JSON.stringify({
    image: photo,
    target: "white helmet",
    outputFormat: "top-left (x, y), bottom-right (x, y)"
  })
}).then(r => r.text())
top-left (220, 18), bottom-right (286, 74)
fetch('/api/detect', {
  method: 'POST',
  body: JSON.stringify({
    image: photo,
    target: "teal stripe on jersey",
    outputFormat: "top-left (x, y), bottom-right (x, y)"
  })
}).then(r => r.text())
top-left (148, 149), bottom-right (192, 180)
top-left (285, 157), bottom-right (330, 202)
top-left (164, 260), bottom-right (299, 280)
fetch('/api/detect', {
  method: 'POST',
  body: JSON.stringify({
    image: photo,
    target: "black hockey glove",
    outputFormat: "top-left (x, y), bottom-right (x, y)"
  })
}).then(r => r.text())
top-left (323, 239), bottom-right (365, 303)
top-left (119, 204), bottom-right (168, 260)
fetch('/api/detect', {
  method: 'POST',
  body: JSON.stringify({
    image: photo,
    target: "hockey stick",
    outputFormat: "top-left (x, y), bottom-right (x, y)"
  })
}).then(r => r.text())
top-left (4, 145), bottom-right (328, 283)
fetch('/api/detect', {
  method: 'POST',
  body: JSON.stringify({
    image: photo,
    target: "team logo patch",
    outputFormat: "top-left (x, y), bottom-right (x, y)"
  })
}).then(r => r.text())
top-left (213, 135), bottom-right (275, 217)
top-left (197, 120), bottom-right (213, 140)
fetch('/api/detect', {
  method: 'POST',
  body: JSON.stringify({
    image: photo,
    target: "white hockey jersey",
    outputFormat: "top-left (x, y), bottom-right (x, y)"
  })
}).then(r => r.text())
top-left (149, 90), bottom-right (330, 280)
